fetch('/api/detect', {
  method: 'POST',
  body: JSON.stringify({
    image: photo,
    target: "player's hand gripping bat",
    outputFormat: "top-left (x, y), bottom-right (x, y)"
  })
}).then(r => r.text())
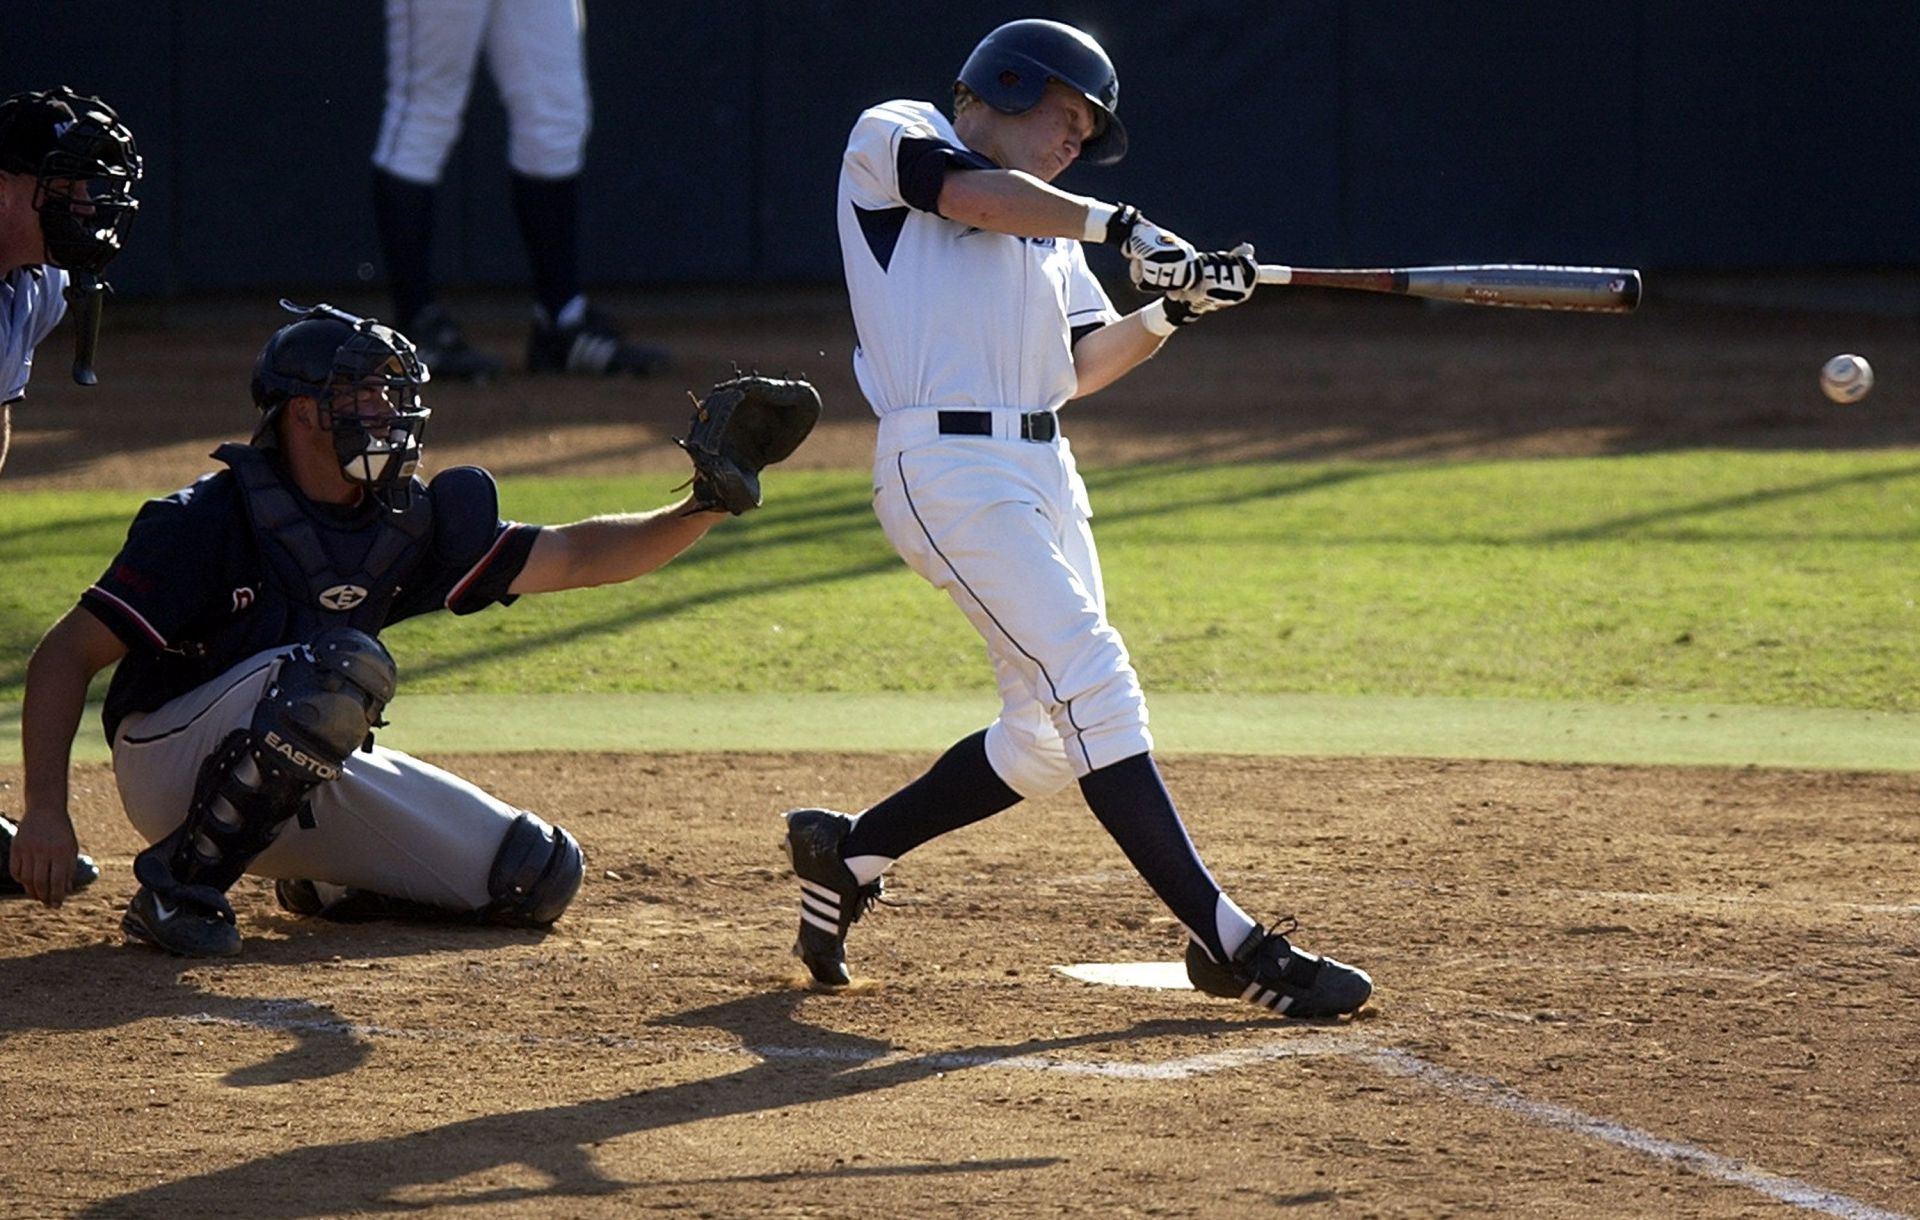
top-left (1254, 263), bottom-right (1641, 313)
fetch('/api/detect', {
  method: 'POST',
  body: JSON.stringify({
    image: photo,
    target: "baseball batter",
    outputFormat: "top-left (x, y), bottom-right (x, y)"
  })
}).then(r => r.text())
top-left (10, 301), bottom-right (758, 956)
top-left (1, 86), bottom-right (141, 899)
top-left (783, 19), bottom-right (1371, 1018)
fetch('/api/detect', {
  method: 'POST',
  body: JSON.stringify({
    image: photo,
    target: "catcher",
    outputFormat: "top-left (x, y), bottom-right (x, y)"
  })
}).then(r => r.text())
top-left (10, 299), bottom-right (818, 957)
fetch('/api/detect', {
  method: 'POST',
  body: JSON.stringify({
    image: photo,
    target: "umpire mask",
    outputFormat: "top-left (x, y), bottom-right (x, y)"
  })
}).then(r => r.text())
top-left (0, 86), bottom-right (142, 276)
top-left (251, 300), bottom-right (432, 511)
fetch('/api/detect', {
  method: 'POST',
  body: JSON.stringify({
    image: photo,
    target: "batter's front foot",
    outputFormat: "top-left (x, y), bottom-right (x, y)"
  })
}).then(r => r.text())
top-left (1185, 920), bottom-right (1372, 1019)
top-left (121, 885), bottom-right (242, 958)
top-left (782, 808), bottom-right (882, 986)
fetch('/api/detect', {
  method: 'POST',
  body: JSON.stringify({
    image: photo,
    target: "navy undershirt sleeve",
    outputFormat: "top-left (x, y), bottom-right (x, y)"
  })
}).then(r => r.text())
top-left (896, 135), bottom-right (995, 216)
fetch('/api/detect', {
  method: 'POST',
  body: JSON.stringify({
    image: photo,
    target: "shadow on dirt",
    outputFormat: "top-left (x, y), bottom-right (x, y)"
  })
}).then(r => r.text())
top-left (77, 987), bottom-right (1269, 1216)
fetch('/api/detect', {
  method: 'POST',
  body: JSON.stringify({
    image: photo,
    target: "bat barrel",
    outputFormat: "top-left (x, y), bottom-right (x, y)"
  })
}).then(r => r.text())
top-left (1256, 264), bottom-right (1641, 312)
top-left (1402, 265), bottom-right (1640, 312)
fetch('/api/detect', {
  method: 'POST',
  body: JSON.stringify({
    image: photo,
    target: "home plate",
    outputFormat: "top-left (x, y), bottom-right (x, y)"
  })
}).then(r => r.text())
top-left (1053, 961), bottom-right (1193, 990)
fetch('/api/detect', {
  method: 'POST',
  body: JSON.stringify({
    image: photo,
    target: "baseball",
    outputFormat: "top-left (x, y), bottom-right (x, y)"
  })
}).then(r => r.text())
top-left (1820, 353), bottom-right (1873, 404)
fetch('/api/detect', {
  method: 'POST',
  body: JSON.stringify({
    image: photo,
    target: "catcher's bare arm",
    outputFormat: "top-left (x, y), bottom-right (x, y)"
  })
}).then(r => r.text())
top-left (510, 502), bottom-right (722, 595)
top-left (17, 608), bottom-right (127, 906)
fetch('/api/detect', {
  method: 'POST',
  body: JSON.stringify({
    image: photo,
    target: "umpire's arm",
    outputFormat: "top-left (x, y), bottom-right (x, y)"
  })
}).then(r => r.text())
top-left (509, 497), bottom-right (724, 596)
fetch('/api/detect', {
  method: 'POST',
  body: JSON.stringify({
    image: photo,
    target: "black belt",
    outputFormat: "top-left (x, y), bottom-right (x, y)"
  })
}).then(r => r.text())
top-left (937, 409), bottom-right (1058, 443)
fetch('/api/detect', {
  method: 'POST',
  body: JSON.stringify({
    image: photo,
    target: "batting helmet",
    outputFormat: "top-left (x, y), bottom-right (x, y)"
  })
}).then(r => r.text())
top-left (251, 300), bottom-right (432, 508)
top-left (957, 19), bottom-right (1127, 166)
top-left (0, 86), bottom-right (141, 276)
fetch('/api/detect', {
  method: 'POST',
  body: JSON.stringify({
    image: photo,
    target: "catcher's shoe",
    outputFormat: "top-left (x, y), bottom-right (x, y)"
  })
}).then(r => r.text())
top-left (528, 306), bottom-right (668, 376)
top-left (783, 808), bottom-right (884, 987)
top-left (121, 885), bottom-right (242, 958)
top-left (1186, 919), bottom-right (1372, 1019)
top-left (408, 304), bottom-right (503, 384)
top-left (0, 815), bottom-right (101, 897)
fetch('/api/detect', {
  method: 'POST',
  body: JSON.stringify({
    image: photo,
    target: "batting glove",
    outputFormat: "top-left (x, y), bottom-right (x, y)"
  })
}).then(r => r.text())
top-left (1105, 204), bottom-right (1200, 294)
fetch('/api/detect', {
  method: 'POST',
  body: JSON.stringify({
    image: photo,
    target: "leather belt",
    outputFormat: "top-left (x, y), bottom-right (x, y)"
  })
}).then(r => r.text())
top-left (936, 409), bottom-right (1058, 443)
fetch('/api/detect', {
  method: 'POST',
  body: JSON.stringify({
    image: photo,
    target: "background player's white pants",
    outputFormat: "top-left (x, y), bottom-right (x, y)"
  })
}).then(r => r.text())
top-left (113, 648), bottom-right (521, 911)
top-left (874, 410), bottom-right (1153, 800)
top-left (373, 0), bottom-right (590, 183)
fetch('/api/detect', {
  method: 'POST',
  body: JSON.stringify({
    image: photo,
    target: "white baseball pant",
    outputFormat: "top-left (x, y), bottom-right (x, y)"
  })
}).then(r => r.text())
top-left (873, 407), bottom-right (1153, 800)
top-left (373, 0), bottom-right (591, 184)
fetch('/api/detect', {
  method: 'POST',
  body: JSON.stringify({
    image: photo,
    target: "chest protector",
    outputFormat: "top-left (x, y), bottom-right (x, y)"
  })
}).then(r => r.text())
top-left (214, 442), bottom-right (434, 649)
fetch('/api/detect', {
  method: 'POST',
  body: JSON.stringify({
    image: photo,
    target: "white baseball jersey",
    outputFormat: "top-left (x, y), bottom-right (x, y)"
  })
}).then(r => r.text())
top-left (837, 99), bottom-right (1117, 416)
top-left (1, 265), bottom-right (68, 404)
top-left (836, 99), bottom-right (1151, 798)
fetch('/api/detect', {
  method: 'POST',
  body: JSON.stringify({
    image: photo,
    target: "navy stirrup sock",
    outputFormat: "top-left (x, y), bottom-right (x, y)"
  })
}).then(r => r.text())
top-left (1078, 752), bottom-right (1242, 961)
top-left (510, 171), bottom-right (582, 322)
top-left (843, 729), bottom-right (1021, 862)
top-left (371, 168), bottom-right (436, 327)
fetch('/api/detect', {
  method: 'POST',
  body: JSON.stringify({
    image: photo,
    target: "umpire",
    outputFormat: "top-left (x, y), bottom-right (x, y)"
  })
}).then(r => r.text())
top-left (11, 301), bottom-right (803, 957)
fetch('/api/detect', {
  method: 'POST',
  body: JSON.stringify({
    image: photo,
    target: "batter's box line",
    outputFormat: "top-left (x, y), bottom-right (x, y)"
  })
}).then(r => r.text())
top-left (172, 1002), bottom-right (1909, 1220)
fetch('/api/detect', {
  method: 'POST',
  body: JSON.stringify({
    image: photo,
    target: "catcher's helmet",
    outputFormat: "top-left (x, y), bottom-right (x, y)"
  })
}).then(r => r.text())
top-left (251, 300), bottom-right (432, 509)
top-left (0, 86), bottom-right (141, 276)
top-left (957, 19), bottom-right (1127, 166)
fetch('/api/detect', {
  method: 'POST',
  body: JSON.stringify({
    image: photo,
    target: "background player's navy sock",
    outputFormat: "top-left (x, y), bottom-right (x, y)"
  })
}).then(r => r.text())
top-left (372, 168), bottom-right (437, 327)
top-left (842, 730), bottom-right (1021, 879)
top-left (510, 171), bottom-right (582, 323)
top-left (1078, 752), bottom-right (1255, 961)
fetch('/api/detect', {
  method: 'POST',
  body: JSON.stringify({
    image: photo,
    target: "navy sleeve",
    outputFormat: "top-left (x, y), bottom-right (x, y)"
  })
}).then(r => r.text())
top-left (896, 136), bottom-right (995, 216)
top-left (79, 475), bottom-right (241, 652)
top-left (385, 466), bottom-right (543, 623)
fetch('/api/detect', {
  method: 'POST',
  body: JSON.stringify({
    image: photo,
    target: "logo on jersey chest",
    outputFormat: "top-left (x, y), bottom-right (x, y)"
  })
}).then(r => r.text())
top-left (231, 587), bottom-right (255, 613)
top-left (318, 584), bottom-right (370, 611)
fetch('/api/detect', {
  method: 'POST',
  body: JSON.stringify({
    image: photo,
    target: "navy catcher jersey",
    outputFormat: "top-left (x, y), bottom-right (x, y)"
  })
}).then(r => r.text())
top-left (82, 453), bottom-right (540, 740)
top-left (2, 266), bottom-right (67, 404)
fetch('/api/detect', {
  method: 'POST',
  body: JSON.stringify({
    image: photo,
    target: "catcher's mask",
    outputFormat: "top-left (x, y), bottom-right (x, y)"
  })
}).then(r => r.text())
top-left (0, 86), bottom-right (142, 276)
top-left (251, 300), bottom-right (432, 511)
top-left (956, 19), bottom-right (1126, 166)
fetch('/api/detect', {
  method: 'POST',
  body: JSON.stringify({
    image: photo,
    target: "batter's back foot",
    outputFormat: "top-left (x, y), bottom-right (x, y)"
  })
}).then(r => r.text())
top-left (1186, 919), bottom-right (1371, 1018)
top-left (782, 807), bottom-right (883, 986)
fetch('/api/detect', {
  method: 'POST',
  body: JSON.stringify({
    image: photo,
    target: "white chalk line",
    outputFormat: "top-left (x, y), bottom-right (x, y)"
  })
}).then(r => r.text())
top-left (173, 1000), bottom-right (1911, 1220)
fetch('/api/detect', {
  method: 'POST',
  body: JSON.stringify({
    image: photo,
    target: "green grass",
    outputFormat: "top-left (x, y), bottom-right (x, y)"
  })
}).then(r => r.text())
top-left (5, 451), bottom-right (1920, 712)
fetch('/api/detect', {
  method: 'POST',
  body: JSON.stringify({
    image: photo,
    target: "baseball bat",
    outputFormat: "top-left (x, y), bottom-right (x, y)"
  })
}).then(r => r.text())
top-left (1254, 263), bottom-right (1641, 313)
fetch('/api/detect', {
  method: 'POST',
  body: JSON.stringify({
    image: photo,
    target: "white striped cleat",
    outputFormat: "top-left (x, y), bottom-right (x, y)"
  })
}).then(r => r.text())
top-left (781, 808), bottom-right (885, 987)
top-left (1185, 918), bottom-right (1372, 1018)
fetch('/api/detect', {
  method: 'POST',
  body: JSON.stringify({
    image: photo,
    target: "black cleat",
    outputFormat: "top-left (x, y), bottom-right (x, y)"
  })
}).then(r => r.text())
top-left (408, 304), bottom-right (503, 384)
top-left (782, 808), bottom-right (883, 986)
top-left (528, 307), bottom-right (668, 376)
top-left (1186, 919), bottom-right (1372, 1018)
top-left (122, 885), bottom-right (242, 958)
top-left (0, 815), bottom-right (101, 897)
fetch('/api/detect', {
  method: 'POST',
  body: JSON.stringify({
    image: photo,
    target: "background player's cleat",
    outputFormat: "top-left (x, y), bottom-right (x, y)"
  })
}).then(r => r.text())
top-left (782, 808), bottom-right (883, 986)
top-left (1185, 920), bottom-right (1372, 1018)
top-left (407, 304), bottom-right (503, 384)
top-left (527, 307), bottom-right (668, 376)
top-left (0, 816), bottom-right (101, 897)
top-left (121, 885), bottom-right (242, 957)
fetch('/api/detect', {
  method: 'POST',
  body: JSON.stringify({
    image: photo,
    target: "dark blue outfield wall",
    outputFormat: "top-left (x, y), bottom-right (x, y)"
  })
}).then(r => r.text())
top-left (5, 1), bottom-right (1915, 298)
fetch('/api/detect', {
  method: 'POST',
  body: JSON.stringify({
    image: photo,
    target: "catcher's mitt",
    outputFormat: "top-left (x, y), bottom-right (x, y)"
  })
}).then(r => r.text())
top-left (675, 373), bottom-right (821, 514)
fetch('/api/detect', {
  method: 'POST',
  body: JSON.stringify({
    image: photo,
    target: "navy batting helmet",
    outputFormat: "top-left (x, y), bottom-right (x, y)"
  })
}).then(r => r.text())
top-left (0, 86), bottom-right (141, 276)
top-left (252, 300), bottom-right (432, 508)
top-left (957, 19), bottom-right (1127, 166)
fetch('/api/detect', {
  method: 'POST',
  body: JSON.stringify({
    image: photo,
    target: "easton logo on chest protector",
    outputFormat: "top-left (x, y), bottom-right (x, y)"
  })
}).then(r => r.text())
top-left (318, 584), bottom-right (369, 611)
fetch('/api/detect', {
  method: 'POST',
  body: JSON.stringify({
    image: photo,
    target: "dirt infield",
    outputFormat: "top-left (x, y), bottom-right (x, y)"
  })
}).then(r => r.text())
top-left (4, 287), bottom-right (1919, 1216)
top-left (3, 753), bottom-right (1917, 1217)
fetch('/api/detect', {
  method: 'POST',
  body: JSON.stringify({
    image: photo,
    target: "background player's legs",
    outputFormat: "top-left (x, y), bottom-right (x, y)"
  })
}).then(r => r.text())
top-left (372, 0), bottom-right (499, 380)
top-left (488, 0), bottom-right (666, 376)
